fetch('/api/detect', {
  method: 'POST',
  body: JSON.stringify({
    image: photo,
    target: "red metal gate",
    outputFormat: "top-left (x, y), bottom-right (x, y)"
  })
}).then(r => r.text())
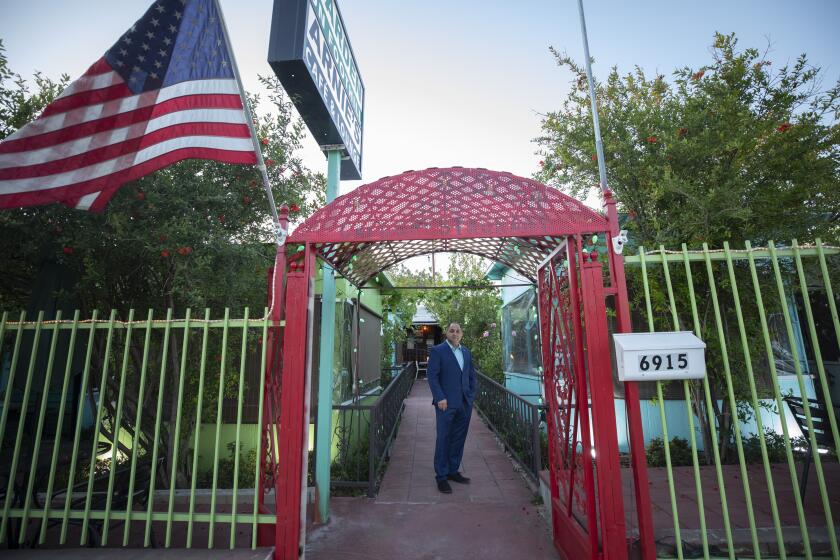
top-left (262, 173), bottom-right (655, 560)
top-left (537, 233), bottom-right (648, 560)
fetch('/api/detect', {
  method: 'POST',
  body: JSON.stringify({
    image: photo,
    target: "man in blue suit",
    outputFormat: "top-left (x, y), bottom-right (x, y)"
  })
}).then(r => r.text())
top-left (427, 322), bottom-right (477, 493)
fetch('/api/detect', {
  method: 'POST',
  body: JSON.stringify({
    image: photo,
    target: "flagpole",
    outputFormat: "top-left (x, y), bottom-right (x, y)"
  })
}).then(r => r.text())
top-left (575, 3), bottom-right (656, 559)
top-left (213, 0), bottom-right (283, 245)
top-left (576, 0), bottom-right (608, 195)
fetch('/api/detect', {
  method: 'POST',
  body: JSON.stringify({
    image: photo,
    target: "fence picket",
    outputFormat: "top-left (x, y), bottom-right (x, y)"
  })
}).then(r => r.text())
top-left (768, 242), bottom-right (839, 558)
top-left (123, 309), bottom-right (154, 546)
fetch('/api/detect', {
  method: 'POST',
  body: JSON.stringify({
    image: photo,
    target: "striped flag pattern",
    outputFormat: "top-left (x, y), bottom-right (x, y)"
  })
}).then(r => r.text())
top-left (0, 0), bottom-right (257, 212)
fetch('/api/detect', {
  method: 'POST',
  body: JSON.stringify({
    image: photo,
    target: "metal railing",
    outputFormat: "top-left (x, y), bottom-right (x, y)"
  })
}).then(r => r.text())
top-left (379, 366), bottom-right (402, 388)
top-left (331, 362), bottom-right (416, 497)
top-left (474, 371), bottom-right (545, 482)
top-left (625, 239), bottom-right (840, 559)
top-left (0, 307), bottom-right (275, 549)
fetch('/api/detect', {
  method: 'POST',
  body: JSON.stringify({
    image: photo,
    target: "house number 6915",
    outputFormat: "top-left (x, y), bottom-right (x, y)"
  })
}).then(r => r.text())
top-left (639, 353), bottom-right (688, 371)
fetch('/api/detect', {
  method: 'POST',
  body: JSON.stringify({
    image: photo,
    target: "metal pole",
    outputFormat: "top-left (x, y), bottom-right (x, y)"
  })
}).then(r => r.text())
top-left (604, 193), bottom-right (656, 559)
top-left (315, 148), bottom-right (342, 523)
top-left (353, 287), bottom-right (362, 402)
top-left (368, 405), bottom-right (377, 498)
top-left (213, 0), bottom-right (283, 244)
top-left (576, 0), bottom-right (609, 195)
top-left (532, 402), bottom-right (542, 479)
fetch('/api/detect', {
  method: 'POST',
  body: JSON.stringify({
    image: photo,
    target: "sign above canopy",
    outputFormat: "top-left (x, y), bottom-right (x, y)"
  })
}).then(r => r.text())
top-left (268, 0), bottom-right (364, 180)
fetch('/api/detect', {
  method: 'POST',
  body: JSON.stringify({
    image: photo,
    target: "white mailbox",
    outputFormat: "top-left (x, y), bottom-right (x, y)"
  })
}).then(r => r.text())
top-left (613, 331), bottom-right (706, 382)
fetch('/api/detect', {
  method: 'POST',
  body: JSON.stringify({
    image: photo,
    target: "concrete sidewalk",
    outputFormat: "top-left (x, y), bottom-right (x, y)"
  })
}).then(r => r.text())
top-left (305, 378), bottom-right (560, 560)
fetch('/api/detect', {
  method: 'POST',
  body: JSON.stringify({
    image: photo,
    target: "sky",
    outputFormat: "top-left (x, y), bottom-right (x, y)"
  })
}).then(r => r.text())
top-left (1, 1), bottom-right (838, 274)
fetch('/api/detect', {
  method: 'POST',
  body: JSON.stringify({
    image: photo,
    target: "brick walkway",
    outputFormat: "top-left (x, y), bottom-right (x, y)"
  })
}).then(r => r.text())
top-left (305, 378), bottom-right (560, 560)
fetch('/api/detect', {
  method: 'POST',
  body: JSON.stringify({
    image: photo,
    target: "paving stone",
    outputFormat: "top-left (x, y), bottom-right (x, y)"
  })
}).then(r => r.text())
top-left (307, 379), bottom-right (558, 559)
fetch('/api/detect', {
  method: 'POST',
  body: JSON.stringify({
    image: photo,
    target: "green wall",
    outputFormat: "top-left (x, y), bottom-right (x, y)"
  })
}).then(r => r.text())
top-left (193, 411), bottom-right (375, 475)
top-left (313, 267), bottom-right (389, 317)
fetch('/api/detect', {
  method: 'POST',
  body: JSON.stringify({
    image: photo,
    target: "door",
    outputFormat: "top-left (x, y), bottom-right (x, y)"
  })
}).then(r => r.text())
top-left (537, 236), bottom-right (628, 560)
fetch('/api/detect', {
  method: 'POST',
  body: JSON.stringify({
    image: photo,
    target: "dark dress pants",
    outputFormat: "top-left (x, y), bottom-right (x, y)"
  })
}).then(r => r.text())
top-left (434, 399), bottom-right (472, 481)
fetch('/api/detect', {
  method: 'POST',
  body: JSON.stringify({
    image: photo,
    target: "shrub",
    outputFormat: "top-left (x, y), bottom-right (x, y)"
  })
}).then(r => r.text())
top-left (646, 436), bottom-right (693, 467)
top-left (199, 441), bottom-right (256, 489)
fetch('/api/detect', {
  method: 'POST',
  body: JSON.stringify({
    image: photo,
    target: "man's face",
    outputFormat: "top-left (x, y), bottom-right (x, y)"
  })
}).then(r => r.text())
top-left (445, 323), bottom-right (463, 347)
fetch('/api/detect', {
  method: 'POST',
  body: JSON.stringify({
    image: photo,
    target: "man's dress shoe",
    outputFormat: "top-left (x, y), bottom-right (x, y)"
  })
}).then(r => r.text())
top-left (447, 472), bottom-right (471, 484)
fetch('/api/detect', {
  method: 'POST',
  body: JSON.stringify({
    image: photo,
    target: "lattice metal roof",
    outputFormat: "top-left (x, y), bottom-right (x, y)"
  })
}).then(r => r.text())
top-left (288, 167), bottom-right (608, 286)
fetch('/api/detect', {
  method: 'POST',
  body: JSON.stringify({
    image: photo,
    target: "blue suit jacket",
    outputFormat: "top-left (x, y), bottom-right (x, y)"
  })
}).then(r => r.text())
top-left (427, 341), bottom-right (477, 408)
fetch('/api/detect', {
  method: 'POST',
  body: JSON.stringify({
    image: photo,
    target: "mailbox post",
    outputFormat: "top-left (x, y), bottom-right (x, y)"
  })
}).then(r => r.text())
top-left (613, 332), bottom-right (706, 382)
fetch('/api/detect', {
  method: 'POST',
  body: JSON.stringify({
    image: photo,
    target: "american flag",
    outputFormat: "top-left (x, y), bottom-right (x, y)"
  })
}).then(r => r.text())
top-left (0, 0), bottom-right (257, 212)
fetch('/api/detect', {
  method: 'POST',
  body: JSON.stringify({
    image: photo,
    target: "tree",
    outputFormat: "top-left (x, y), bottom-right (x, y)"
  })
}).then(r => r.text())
top-left (0, 48), bottom-right (325, 313)
top-left (536, 33), bottom-right (840, 463)
top-left (537, 32), bottom-right (839, 247)
top-left (384, 255), bottom-right (503, 382)
top-left (0, 41), bottom-right (326, 486)
top-left (379, 275), bottom-right (423, 374)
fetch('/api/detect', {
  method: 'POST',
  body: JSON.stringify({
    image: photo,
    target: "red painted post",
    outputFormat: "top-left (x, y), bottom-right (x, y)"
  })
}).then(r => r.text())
top-left (580, 255), bottom-right (628, 560)
top-left (569, 238), bottom-right (600, 557)
top-left (603, 191), bottom-right (656, 560)
top-left (258, 207), bottom-right (290, 548)
top-left (274, 245), bottom-right (314, 560)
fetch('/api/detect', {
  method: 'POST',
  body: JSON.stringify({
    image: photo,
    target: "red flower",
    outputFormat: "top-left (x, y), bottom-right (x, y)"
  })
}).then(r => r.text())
top-left (260, 137), bottom-right (269, 146)
top-left (290, 203), bottom-right (300, 213)
top-left (218, 214), bottom-right (226, 224)
top-left (160, 249), bottom-right (171, 258)
top-left (135, 191), bottom-right (146, 201)
top-left (177, 246), bottom-right (193, 256)
top-left (539, 160), bottom-right (545, 166)
top-left (243, 195), bottom-right (252, 205)
top-left (591, 154), bottom-right (597, 161)
top-left (691, 70), bottom-right (705, 81)
top-left (62, 246), bottom-right (74, 255)
top-left (265, 158), bottom-right (275, 167)
top-left (646, 136), bottom-right (657, 143)
top-left (777, 122), bottom-right (792, 133)
top-left (249, 179), bottom-right (257, 187)
top-left (677, 127), bottom-right (688, 138)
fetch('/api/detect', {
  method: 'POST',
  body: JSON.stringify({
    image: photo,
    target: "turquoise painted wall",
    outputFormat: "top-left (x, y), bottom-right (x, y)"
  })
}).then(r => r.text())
top-left (499, 369), bottom-right (815, 452)
top-left (503, 372), bottom-right (541, 405)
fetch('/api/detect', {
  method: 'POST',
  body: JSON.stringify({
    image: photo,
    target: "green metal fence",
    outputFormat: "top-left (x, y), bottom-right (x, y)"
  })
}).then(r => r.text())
top-left (330, 362), bottom-right (416, 497)
top-left (0, 307), bottom-right (277, 549)
top-left (625, 239), bottom-right (840, 559)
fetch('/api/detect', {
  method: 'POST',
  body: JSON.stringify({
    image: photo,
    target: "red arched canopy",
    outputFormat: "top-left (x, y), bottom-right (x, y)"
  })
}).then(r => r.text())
top-left (289, 166), bottom-right (607, 285)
